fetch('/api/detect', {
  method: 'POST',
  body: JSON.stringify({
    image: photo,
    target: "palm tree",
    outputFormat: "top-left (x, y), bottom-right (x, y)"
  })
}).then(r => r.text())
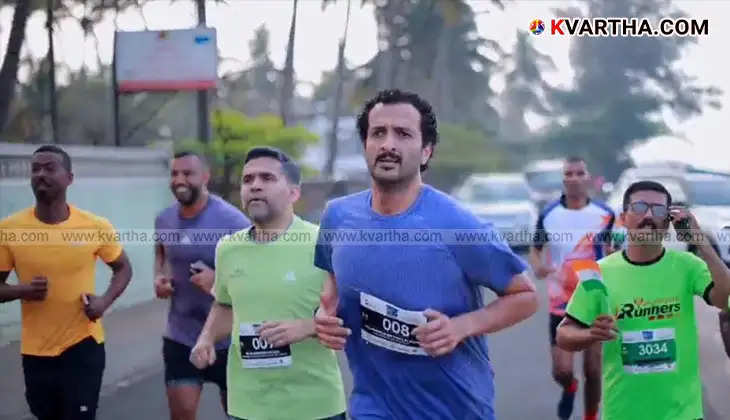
top-left (279, 0), bottom-right (299, 125)
top-left (0, 0), bottom-right (32, 132)
top-left (322, 0), bottom-right (353, 177)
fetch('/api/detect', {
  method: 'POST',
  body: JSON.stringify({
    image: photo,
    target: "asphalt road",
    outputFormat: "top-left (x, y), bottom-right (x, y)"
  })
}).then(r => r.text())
top-left (4, 267), bottom-right (728, 420)
top-left (93, 278), bottom-right (728, 420)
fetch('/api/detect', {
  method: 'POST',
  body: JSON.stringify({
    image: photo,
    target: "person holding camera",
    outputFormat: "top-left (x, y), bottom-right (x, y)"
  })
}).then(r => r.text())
top-left (556, 180), bottom-right (730, 420)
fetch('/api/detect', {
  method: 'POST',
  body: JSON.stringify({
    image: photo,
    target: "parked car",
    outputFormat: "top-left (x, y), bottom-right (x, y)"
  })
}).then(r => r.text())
top-left (524, 159), bottom-right (564, 211)
top-left (453, 173), bottom-right (538, 252)
top-left (606, 164), bottom-right (730, 264)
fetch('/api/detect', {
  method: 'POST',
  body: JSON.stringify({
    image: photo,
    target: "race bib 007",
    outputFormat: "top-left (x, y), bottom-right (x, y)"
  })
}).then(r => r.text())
top-left (360, 292), bottom-right (427, 356)
top-left (621, 328), bottom-right (677, 374)
top-left (239, 323), bottom-right (292, 369)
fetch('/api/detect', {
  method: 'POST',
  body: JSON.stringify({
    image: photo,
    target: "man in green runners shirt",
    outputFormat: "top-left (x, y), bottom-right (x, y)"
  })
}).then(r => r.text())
top-left (556, 180), bottom-right (730, 420)
top-left (189, 147), bottom-right (347, 420)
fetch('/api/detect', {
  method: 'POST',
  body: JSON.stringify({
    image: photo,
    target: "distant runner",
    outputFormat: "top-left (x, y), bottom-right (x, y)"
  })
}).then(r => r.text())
top-left (314, 89), bottom-right (538, 419)
top-left (528, 156), bottom-right (615, 420)
top-left (557, 180), bottom-right (730, 420)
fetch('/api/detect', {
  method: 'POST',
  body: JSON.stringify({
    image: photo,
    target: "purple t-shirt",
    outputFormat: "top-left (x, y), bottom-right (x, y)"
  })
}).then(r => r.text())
top-left (155, 194), bottom-right (250, 349)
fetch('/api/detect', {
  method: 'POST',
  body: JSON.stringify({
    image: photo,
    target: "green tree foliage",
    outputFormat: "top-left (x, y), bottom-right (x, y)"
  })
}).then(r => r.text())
top-left (177, 109), bottom-right (319, 203)
top-left (543, 0), bottom-right (721, 180)
top-left (352, 0), bottom-right (504, 134)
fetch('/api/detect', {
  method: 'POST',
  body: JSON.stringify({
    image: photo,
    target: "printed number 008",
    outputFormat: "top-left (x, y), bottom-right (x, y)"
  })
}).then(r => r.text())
top-left (638, 342), bottom-right (668, 356)
top-left (382, 318), bottom-right (411, 338)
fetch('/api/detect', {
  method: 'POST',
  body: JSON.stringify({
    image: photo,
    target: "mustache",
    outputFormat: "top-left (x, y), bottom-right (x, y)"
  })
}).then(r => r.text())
top-left (638, 219), bottom-right (658, 229)
top-left (376, 152), bottom-right (401, 162)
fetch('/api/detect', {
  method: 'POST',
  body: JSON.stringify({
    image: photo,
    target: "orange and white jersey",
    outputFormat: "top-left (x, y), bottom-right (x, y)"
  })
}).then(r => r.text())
top-left (533, 195), bottom-right (615, 316)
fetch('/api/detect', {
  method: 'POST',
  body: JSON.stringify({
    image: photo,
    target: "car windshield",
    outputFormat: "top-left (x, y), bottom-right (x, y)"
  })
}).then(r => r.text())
top-left (687, 178), bottom-right (730, 206)
top-left (525, 170), bottom-right (563, 191)
top-left (470, 181), bottom-right (531, 202)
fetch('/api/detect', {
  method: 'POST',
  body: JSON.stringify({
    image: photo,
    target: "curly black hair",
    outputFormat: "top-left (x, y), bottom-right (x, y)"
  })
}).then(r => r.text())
top-left (356, 89), bottom-right (439, 172)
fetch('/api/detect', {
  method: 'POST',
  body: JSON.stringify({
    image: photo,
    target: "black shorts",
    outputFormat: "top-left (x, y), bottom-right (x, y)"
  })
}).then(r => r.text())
top-left (162, 337), bottom-right (227, 390)
top-left (22, 336), bottom-right (105, 420)
top-left (549, 314), bottom-right (564, 346)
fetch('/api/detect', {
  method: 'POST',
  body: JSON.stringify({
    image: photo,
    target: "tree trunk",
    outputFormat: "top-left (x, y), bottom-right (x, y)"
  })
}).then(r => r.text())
top-left (46, 0), bottom-right (59, 144)
top-left (279, 0), bottom-right (298, 125)
top-left (0, 0), bottom-right (32, 133)
top-left (324, 0), bottom-right (352, 178)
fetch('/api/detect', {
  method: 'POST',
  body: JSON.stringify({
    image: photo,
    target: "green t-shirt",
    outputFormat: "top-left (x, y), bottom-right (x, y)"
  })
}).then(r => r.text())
top-left (215, 216), bottom-right (346, 420)
top-left (566, 249), bottom-right (713, 420)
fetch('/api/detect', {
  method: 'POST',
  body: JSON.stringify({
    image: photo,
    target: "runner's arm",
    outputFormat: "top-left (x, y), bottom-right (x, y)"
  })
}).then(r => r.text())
top-left (555, 316), bottom-right (595, 351)
top-left (198, 302), bottom-right (234, 345)
top-left (719, 310), bottom-right (730, 358)
top-left (100, 251), bottom-right (133, 309)
top-left (154, 242), bottom-right (171, 278)
top-left (453, 272), bottom-right (537, 337)
top-left (0, 271), bottom-right (26, 303)
top-left (696, 240), bottom-right (730, 310)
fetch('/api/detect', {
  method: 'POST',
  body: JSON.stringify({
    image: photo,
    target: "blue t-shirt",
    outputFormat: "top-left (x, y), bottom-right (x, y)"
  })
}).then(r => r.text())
top-left (314, 185), bottom-right (527, 420)
top-left (155, 194), bottom-right (250, 349)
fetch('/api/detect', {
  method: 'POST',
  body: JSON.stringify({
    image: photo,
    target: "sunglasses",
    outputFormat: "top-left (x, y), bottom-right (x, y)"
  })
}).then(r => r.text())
top-left (627, 201), bottom-right (669, 218)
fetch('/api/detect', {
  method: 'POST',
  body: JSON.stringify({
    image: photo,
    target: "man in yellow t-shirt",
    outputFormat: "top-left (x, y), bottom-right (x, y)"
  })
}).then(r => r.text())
top-left (0, 145), bottom-right (133, 420)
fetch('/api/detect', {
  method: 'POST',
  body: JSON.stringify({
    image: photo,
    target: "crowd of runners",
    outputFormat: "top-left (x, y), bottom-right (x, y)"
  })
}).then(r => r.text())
top-left (2, 89), bottom-right (730, 420)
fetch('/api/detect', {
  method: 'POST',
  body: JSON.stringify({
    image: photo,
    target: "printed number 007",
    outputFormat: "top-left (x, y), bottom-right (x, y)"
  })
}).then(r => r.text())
top-left (252, 337), bottom-right (273, 351)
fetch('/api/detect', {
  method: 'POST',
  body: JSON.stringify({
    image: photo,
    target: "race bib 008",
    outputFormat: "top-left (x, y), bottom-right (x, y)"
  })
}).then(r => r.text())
top-left (360, 292), bottom-right (427, 356)
top-left (621, 328), bottom-right (677, 374)
top-left (239, 323), bottom-right (292, 369)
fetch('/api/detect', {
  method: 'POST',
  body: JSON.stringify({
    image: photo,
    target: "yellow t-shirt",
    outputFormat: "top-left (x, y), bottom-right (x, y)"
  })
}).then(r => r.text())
top-left (0, 205), bottom-right (123, 356)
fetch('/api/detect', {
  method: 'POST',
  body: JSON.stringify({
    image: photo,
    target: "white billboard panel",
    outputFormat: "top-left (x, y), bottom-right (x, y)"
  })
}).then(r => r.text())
top-left (115, 28), bottom-right (218, 93)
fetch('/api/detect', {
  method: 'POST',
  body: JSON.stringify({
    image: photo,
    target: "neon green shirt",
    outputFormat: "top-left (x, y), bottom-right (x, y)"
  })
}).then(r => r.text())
top-left (215, 216), bottom-right (346, 420)
top-left (566, 249), bottom-right (713, 420)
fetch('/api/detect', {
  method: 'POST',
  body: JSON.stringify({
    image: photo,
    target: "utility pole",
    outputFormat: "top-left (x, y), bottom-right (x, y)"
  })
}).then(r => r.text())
top-left (196, 0), bottom-right (210, 143)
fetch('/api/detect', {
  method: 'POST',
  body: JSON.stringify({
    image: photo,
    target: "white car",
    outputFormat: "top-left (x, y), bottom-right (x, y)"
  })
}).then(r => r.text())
top-left (606, 166), bottom-right (730, 264)
top-left (453, 173), bottom-right (539, 251)
top-left (524, 159), bottom-right (564, 211)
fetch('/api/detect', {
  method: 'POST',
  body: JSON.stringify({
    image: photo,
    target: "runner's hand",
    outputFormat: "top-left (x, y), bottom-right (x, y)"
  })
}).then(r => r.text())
top-left (259, 320), bottom-right (315, 347)
top-left (190, 338), bottom-right (216, 370)
top-left (588, 315), bottom-right (618, 342)
top-left (190, 266), bottom-right (214, 294)
top-left (82, 293), bottom-right (107, 321)
top-left (20, 277), bottom-right (48, 301)
top-left (414, 309), bottom-right (468, 357)
top-left (535, 265), bottom-right (556, 279)
top-left (314, 283), bottom-right (350, 350)
top-left (154, 275), bottom-right (174, 299)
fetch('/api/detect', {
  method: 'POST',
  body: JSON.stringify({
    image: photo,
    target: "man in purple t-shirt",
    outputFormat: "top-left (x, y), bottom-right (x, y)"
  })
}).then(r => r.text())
top-left (154, 151), bottom-right (250, 420)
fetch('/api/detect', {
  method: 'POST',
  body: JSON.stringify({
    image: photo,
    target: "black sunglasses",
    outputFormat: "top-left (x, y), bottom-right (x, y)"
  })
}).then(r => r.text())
top-left (627, 201), bottom-right (669, 218)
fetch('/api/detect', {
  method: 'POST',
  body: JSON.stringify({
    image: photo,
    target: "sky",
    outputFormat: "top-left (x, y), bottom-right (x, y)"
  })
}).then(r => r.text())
top-left (0, 0), bottom-right (727, 172)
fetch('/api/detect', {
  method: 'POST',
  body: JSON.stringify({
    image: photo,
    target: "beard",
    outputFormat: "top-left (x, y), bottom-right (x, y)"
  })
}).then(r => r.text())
top-left (173, 184), bottom-right (201, 206)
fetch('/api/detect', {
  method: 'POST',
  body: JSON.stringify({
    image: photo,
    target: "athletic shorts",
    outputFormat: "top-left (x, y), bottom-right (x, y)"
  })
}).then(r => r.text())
top-left (162, 337), bottom-right (227, 390)
top-left (22, 336), bottom-right (105, 420)
top-left (549, 313), bottom-right (564, 346)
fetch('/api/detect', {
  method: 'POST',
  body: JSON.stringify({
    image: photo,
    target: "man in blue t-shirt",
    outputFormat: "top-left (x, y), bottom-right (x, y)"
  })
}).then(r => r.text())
top-left (314, 90), bottom-right (539, 420)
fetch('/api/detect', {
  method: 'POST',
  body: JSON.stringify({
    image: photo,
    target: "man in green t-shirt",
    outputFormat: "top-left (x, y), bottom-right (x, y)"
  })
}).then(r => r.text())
top-left (190, 147), bottom-right (347, 420)
top-left (556, 180), bottom-right (730, 420)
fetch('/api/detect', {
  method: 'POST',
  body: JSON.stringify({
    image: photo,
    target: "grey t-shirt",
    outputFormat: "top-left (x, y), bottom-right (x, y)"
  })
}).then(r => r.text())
top-left (155, 194), bottom-right (250, 349)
